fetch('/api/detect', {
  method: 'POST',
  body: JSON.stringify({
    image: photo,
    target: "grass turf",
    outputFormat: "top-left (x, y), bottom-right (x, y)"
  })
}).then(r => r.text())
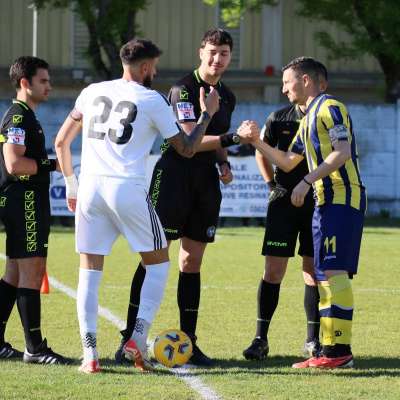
top-left (0, 225), bottom-right (399, 399)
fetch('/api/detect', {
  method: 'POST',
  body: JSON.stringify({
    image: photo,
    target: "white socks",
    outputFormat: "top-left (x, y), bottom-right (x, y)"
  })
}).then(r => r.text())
top-left (132, 261), bottom-right (170, 351)
top-left (77, 268), bottom-right (103, 361)
top-left (137, 261), bottom-right (170, 324)
top-left (77, 262), bottom-right (169, 362)
top-left (132, 318), bottom-right (151, 355)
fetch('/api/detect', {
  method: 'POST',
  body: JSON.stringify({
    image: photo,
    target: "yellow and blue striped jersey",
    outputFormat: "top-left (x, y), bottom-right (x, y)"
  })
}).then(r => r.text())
top-left (290, 94), bottom-right (366, 211)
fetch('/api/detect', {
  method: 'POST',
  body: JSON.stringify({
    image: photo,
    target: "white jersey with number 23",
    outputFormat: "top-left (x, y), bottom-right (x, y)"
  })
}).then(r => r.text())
top-left (75, 78), bottom-right (179, 182)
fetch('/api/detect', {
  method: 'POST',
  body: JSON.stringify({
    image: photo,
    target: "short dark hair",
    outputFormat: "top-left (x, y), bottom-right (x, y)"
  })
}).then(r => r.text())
top-left (120, 39), bottom-right (162, 65)
top-left (200, 28), bottom-right (233, 51)
top-left (315, 61), bottom-right (328, 81)
top-left (9, 56), bottom-right (49, 89)
top-left (282, 57), bottom-right (328, 83)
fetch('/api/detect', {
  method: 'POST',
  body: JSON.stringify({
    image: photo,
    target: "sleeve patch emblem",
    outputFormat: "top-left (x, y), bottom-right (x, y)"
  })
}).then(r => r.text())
top-left (179, 89), bottom-right (189, 100)
top-left (6, 127), bottom-right (26, 145)
top-left (176, 102), bottom-right (195, 120)
top-left (12, 115), bottom-right (23, 124)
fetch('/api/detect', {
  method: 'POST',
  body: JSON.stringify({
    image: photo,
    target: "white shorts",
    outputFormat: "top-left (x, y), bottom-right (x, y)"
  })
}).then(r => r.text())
top-left (75, 175), bottom-right (167, 255)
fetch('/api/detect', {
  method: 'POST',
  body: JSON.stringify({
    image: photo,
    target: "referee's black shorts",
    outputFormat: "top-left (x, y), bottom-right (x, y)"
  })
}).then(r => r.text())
top-left (262, 191), bottom-right (314, 258)
top-left (149, 155), bottom-right (221, 243)
top-left (0, 183), bottom-right (50, 258)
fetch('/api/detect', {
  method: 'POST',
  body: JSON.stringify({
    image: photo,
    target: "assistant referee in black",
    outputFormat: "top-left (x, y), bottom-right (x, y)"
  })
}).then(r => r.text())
top-left (0, 56), bottom-right (66, 364)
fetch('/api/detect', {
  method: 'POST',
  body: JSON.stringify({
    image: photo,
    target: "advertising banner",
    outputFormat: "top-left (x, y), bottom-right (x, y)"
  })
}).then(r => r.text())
top-left (50, 155), bottom-right (269, 217)
top-left (219, 156), bottom-right (268, 217)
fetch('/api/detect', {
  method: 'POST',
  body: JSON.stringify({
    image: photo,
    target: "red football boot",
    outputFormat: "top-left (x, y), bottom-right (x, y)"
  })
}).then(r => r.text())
top-left (309, 354), bottom-right (354, 369)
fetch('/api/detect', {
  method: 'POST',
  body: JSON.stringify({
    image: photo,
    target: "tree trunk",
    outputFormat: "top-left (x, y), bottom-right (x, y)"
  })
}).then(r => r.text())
top-left (384, 75), bottom-right (400, 103)
top-left (76, 1), bottom-right (111, 79)
top-left (376, 56), bottom-right (400, 102)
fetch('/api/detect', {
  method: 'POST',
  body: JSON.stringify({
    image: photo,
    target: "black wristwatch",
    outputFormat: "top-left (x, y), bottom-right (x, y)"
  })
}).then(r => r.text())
top-left (232, 133), bottom-right (240, 144)
top-left (220, 132), bottom-right (241, 148)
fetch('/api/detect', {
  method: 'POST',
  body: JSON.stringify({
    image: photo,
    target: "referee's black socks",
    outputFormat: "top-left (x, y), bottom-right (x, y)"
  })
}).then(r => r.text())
top-left (16, 288), bottom-right (43, 353)
top-left (177, 271), bottom-right (200, 338)
top-left (304, 284), bottom-right (320, 343)
top-left (256, 280), bottom-right (280, 340)
top-left (124, 262), bottom-right (146, 339)
top-left (0, 279), bottom-right (17, 345)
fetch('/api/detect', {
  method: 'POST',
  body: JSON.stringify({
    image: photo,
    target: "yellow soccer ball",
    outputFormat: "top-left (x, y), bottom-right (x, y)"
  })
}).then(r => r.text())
top-left (153, 329), bottom-right (193, 368)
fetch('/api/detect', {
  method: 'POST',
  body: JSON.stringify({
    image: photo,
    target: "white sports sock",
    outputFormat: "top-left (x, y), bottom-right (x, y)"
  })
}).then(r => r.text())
top-left (81, 332), bottom-right (98, 362)
top-left (77, 268), bottom-right (102, 360)
top-left (132, 318), bottom-right (150, 355)
top-left (137, 261), bottom-right (170, 324)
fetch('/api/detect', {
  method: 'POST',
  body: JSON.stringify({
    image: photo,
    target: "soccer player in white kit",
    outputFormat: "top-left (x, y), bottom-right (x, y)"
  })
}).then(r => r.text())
top-left (54, 39), bottom-right (219, 374)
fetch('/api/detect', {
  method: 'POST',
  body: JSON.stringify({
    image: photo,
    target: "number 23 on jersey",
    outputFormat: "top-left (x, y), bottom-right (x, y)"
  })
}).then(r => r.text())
top-left (88, 96), bottom-right (137, 145)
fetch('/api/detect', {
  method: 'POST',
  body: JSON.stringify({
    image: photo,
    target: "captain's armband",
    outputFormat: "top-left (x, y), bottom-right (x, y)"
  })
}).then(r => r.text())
top-left (328, 124), bottom-right (349, 144)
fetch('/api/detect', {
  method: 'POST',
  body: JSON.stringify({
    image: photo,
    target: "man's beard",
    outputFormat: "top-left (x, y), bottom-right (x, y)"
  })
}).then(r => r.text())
top-left (143, 74), bottom-right (153, 88)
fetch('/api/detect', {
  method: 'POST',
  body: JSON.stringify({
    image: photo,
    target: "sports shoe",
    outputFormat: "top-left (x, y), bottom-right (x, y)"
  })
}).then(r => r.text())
top-left (303, 340), bottom-right (321, 357)
top-left (243, 337), bottom-right (269, 361)
top-left (123, 338), bottom-right (154, 372)
top-left (115, 331), bottom-right (130, 365)
top-left (292, 356), bottom-right (318, 369)
top-left (189, 343), bottom-right (214, 366)
top-left (23, 339), bottom-right (68, 365)
top-left (79, 359), bottom-right (101, 374)
top-left (309, 354), bottom-right (354, 369)
top-left (0, 342), bottom-right (23, 359)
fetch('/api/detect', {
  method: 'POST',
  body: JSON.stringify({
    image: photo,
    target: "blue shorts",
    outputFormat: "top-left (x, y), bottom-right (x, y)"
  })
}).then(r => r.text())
top-left (313, 204), bottom-right (364, 281)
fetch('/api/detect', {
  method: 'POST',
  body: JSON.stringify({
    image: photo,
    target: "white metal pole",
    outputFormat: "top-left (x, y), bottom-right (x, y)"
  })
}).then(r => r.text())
top-left (32, 5), bottom-right (38, 56)
top-left (28, 3), bottom-right (38, 56)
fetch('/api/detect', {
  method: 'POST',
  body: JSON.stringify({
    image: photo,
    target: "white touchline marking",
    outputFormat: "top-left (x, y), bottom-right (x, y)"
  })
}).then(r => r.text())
top-left (0, 253), bottom-right (221, 400)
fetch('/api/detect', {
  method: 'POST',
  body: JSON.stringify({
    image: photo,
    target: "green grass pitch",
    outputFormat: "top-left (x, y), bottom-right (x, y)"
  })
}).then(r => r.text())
top-left (0, 225), bottom-right (399, 399)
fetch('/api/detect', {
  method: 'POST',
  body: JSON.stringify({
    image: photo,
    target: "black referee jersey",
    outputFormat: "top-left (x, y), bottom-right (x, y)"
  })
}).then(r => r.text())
top-left (0, 99), bottom-right (50, 188)
top-left (261, 104), bottom-right (310, 192)
top-left (161, 69), bottom-right (236, 164)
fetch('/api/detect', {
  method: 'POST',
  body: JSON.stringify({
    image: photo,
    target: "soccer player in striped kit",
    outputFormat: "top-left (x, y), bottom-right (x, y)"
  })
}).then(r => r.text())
top-left (240, 57), bottom-right (366, 369)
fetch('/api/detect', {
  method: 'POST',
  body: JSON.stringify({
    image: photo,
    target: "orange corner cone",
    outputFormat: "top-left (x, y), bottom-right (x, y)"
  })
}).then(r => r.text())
top-left (40, 272), bottom-right (50, 294)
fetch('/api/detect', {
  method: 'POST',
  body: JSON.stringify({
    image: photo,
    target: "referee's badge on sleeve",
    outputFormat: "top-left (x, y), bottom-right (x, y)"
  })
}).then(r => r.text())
top-left (6, 127), bottom-right (25, 145)
top-left (176, 102), bottom-right (195, 120)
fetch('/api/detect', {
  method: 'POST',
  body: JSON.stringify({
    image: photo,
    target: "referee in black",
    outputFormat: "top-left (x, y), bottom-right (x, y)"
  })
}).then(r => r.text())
top-left (243, 63), bottom-right (328, 360)
top-left (116, 29), bottom-right (255, 366)
top-left (0, 57), bottom-right (67, 364)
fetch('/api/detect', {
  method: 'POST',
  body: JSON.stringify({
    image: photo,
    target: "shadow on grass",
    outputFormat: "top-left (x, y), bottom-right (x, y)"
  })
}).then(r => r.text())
top-left (188, 356), bottom-right (400, 378)
top-left (96, 357), bottom-right (173, 376)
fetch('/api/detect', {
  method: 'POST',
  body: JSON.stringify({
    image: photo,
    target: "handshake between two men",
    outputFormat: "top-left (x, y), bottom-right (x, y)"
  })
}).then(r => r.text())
top-left (236, 120), bottom-right (311, 209)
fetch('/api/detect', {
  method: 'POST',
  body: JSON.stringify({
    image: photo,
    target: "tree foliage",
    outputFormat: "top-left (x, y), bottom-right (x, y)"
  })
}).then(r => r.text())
top-left (207, 0), bottom-right (400, 101)
top-left (297, 0), bottom-right (400, 101)
top-left (203, 0), bottom-right (276, 27)
top-left (33, 0), bottom-right (149, 79)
